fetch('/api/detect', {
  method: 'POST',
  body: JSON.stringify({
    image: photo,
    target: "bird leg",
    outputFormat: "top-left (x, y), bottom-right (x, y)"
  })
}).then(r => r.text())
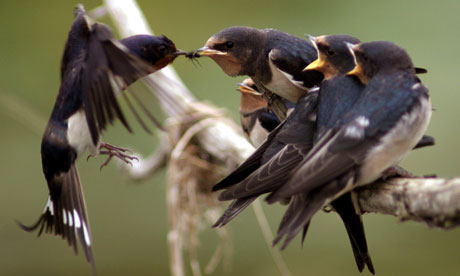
top-left (262, 91), bottom-right (287, 121)
top-left (94, 142), bottom-right (139, 170)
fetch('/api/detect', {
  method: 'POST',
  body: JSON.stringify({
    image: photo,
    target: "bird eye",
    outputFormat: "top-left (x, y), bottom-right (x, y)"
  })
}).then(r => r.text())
top-left (158, 45), bottom-right (166, 53)
top-left (225, 41), bottom-right (234, 49)
top-left (326, 49), bottom-right (335, 56)
top-left (359, 52), bottom-right (368, 62)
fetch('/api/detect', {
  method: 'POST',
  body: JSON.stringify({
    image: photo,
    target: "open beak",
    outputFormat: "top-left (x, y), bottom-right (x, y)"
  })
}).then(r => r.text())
top-left (237, 83), bottom-right (262, 96)
top-left (196, 46), bottom-right (228, 56)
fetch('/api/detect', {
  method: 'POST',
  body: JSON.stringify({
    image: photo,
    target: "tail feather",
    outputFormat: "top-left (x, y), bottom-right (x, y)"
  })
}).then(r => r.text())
top-left (18, 166), bottom-right (95, 273)
top-left (331, 193), bottom-right (375, 274)
top-left (213, 197), bottom-right (256, 227)
top-left (274, 177), bottom-right (350, 250)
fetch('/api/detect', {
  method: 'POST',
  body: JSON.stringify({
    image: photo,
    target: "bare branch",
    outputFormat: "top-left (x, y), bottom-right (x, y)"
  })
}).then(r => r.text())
top-left (357, 177), bottom-right (460, 229)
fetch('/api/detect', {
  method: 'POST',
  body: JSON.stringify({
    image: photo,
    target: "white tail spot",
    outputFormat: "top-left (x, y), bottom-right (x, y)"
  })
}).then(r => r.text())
top-left (68, 211), bottom-right (73, 227)
top-left (82, 223), bottom-right (91, 246)
top-left (62, 209), bottom-right (67, 225)
top-left (43, 197), bottom-right (54, 216)
top-left (73, 210), bottom-right (81, 228)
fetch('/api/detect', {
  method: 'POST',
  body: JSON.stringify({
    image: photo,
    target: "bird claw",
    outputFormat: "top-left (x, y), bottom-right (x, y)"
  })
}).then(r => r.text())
top-left (380, 166), bottom-right (414, 180)
top-left (97, 143), bottom-right (139, 171)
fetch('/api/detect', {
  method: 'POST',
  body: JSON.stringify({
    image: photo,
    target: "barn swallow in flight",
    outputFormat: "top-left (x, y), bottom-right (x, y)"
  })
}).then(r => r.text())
top-left (191, 26), bottom-right (323, 119)
top-left (265, 40), bottom-right (432, 260)
top-left (18, 4), bottom-right (185, 271)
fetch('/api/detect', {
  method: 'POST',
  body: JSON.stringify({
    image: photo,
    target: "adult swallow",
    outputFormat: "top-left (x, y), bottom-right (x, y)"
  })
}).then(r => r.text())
top-left (18, 4), bottom-right (185, 270)
top-left (193, 26), bottom-right (323, 109)
top-left (265, 41), bottom-right (432, 257)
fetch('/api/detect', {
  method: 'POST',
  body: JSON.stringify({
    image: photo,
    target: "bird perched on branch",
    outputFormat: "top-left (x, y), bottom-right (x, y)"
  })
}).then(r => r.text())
top-left (213, 36), bottom-right (434, 274)
top-left (190, 26), bottom-right (323, 119)
top-left (238, 78), bottom-right (296, 146)
top-left (278, 34), bottom-right (376, 273)
top-left (266, 41), bottom-right (432, 264)
top-left (18, 4), bottom-right (185, 271)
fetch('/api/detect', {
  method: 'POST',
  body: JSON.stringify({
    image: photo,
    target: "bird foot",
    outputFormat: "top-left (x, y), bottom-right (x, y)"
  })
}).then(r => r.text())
top-left (96, 142), bottom-right (139, 170)
top-left (380, 166), bottom-right (415, 181)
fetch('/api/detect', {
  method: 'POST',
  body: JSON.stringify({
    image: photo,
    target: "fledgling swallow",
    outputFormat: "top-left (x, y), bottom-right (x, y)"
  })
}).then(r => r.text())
top-left (238, 78), bottom-right (296, 146)
top-left (18, 4), bottom-right (185, 271)
top-left (214, 36), bottom-right (434, 273)
top-left (212, 87), bottom-right (319, 227)
top-left (192, 26), bottom-right (324, 103)
top-left (285, 34), bottom-right (376, 273)
top-left (215, 36), bottom-right (376, 272)
top-left (210, 79), bottom-right (300, 227)
top-left (265, 41), bottom-right (432, 257)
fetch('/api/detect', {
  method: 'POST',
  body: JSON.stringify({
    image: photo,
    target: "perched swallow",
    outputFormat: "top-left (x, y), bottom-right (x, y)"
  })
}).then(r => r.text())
top-left (266, 41), bottom-right (432, 254)
top-left (18, 4), bottom-right (185, 271)
top-left (193, 26), bottom-right (323, 106)
top-left (238, 78), bottom-right (297, 146)
top-left (215, 37), bottom-right (373, 268)
top-left (280, 34), bottom-right (376, 273)
top-left (214, 37), bottom-right (433, 273)
top-left (213, 87), bottom-right (319, 227)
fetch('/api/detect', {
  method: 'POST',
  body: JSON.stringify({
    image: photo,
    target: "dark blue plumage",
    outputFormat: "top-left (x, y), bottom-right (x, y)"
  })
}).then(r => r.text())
top-left (19, 4), bottom-right (184, 272)
top-left (195, 26), bottom-right (323, 105)
top-left (267, 43), bottom-right (432, 261)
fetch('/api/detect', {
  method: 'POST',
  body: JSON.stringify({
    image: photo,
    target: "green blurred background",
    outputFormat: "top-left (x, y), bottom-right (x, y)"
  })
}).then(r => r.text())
top-left (1, 0), bottom-right (459, 275)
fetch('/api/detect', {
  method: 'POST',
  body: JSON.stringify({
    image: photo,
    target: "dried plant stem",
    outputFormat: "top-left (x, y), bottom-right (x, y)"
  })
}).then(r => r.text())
top-left (252, 199), bottom-right (292, 276)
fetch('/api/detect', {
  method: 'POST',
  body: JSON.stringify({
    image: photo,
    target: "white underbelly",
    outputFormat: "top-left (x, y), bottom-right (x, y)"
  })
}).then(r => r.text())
top-left (265, 58), bottom-right (308, 103)
top-left (357, 97), bottom-right (432, 186)
top-left (249, 120), bottom-right (269, 147)
top-left (67, 110), bottom-right (99, 157)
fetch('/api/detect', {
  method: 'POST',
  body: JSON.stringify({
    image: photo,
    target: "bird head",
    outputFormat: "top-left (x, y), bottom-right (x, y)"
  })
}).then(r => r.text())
top-left (304, 34), bottom-right (361, 80)
top-left (347, 41), bottom-right (414, 84)
top-left (120, 35), bottom-right (186, 71)
top-left (195, 26), bottom-right (264, 76)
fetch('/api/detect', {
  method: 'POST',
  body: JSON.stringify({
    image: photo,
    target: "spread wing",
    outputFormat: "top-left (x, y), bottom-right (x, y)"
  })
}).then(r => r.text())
top-left (81, 20), bottom-right (158, 145)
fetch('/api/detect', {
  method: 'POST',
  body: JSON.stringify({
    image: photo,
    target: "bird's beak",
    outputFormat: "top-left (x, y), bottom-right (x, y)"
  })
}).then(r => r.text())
top-left (237, 83), bottom-right (262, 96)
top-left (196, 46), bottom-right (228, 56)
top-left (303, 55), bottom-right (326, 71)
top-left (346, 64), bottom-right (363, 77)
top-left (175, 49), bottom-right (187, 56)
